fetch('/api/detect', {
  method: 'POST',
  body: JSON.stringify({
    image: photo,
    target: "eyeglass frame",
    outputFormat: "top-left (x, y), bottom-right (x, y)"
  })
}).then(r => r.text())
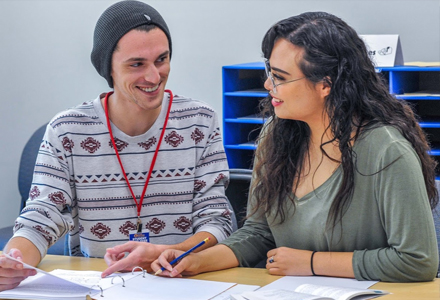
top-left (264, 58), bottom-right (307, 94)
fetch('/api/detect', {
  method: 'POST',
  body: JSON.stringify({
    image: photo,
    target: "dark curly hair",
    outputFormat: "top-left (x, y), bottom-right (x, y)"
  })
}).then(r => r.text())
top-left (251, 12), bottom-right (438, 230)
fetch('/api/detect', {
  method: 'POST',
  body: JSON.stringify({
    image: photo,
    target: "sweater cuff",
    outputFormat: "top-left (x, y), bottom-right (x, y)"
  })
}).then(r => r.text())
top-left (12, 228), bottom-right (48, 259)
top-left (352, 249), bottom-right (374, 281)
top-left (196, 225), bottom-right (228, 243)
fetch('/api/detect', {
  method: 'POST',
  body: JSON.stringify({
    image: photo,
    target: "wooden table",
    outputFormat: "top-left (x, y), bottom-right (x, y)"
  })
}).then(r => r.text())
top-left (3, 255), bottom-right (440, 299)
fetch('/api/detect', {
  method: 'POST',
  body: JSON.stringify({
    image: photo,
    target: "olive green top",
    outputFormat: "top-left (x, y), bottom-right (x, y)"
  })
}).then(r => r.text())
top-left (222, 125), bottom-right (438, 282)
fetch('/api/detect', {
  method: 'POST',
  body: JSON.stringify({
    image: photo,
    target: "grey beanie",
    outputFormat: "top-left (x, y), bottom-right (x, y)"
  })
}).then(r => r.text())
top-left (91, 0), bottom-right (172, 88)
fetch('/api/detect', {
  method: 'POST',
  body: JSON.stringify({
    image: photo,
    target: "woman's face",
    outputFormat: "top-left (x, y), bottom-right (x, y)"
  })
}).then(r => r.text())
top-left (264, 38), bottom-right (330, 124)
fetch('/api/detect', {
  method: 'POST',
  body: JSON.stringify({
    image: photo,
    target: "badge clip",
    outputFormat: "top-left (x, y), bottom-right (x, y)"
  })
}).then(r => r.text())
top-left (136, 217), bottom-right (142, 233)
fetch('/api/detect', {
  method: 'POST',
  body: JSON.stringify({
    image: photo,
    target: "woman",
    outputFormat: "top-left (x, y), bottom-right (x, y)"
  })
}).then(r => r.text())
top-left (152, 12), bottom-right (439, 282)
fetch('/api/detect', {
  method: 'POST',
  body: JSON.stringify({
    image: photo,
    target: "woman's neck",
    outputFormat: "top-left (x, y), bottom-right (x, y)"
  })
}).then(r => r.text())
top-left (308, 114), bottom-right (332, 146)
top-left (306, 115), bottom-right (342, 166)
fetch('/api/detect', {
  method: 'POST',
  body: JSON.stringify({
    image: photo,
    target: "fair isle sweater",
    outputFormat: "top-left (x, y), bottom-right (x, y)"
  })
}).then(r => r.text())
top-left (13, 92), bottom-right (232, 259)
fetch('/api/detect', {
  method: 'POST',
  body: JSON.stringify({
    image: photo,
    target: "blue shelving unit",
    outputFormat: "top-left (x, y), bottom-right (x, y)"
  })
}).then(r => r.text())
top-left (222, 63), bottom-right (440, 178)
top-left (222, 63), bottom-right (267, 168)
top-left (381, 65), bottom-right (440, 180)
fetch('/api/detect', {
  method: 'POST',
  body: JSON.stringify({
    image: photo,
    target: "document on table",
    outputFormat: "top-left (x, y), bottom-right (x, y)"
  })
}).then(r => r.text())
top-left (232, 285), bottom-right (388, 300)
top-left (89, 273), bottom-right (236, 300)
top-left (232, 277), bottom-right (385, 300)
top-left (258, 276), bottom-right (377, 291)
top-left (0, 254), bottom-right (240, 300)
top-left (212, 284), bottom-right (261, 300)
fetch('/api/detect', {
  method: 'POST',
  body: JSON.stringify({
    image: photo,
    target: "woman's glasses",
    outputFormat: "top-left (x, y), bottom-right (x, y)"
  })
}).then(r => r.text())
top-left (264, 59), bottom-right (306, 94)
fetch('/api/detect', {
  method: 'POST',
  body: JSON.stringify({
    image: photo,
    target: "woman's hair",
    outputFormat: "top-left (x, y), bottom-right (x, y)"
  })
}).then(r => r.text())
top-left (251, 11), bottom-right (438, 229)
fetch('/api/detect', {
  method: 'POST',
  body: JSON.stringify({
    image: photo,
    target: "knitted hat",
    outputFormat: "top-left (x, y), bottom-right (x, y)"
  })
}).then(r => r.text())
top-left (91, 0), bottom-right (172, 88)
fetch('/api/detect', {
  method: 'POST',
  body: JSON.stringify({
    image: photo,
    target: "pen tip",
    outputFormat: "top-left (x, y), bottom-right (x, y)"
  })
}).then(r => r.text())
top-left (154, 269), bottom-right (162, 276)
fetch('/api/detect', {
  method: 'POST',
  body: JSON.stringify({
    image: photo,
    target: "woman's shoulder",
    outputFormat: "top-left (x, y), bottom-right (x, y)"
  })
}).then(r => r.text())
top-left (356, 124), bottom-right (415, 156)
top-left (355, 124), bottom-right (416, 163)
top-left (356, 124), bottom-right (411, 150)
top-left (352, 125), bottom-right (423, 178)
top-left (359, 125), bottom-right (406, 143)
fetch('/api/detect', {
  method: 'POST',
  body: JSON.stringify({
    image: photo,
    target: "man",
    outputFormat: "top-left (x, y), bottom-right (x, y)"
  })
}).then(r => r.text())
top-left (0, 0), bottom-right (231, 290)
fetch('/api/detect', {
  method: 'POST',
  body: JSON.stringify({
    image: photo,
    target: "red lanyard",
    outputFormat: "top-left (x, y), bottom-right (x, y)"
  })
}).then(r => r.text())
top-left (104, 90), bottom-right (174, 225)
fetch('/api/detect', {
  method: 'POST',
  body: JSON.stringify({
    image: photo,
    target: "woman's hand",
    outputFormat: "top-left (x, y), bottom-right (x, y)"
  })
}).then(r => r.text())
top-left (101, 241), bottom-right (167, 277)
top-left (266, 247), bottom-right (313, 276)
top-left (0, 249), bottom-right (37, 292)
top-left (151, 249), bottom-right (202, 277)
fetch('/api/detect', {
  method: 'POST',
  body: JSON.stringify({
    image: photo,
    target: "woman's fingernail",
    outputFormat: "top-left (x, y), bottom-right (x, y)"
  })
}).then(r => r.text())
top-left (170, 269), bottom-right (179, 277)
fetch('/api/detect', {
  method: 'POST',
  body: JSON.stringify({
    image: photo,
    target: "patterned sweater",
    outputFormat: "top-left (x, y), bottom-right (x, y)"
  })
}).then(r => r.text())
top-left (13, 92), bottom-right (232, 258)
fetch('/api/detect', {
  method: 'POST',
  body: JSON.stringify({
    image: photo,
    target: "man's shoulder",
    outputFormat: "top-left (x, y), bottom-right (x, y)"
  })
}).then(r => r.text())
top-left (48, 97), bottom-right (102, 130)
top-left (172, 94), bottom-right (214, 109)
top-left (170, 94), bottom-right (217, 119)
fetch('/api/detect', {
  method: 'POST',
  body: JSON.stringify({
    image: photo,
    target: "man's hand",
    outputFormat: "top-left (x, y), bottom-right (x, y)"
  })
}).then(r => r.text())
top-left (101, 233), bottom-right (219, 278)
top-left (101, 241), bottom-right (167, 277)
top-left (0, 249), bottom-right (37, 292)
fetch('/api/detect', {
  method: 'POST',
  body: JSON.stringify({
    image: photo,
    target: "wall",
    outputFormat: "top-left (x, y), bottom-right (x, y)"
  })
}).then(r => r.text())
top-left (0, 0), bottom-right (439, 228)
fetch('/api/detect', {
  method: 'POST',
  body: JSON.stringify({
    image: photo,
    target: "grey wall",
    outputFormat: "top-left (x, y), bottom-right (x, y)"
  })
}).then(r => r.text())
top-left (1, 0), bottom-right (439, 228)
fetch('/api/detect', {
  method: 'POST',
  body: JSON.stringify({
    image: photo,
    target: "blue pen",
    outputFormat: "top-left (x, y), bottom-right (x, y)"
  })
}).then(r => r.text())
top-left (154, 237), bottom-right (210, 275)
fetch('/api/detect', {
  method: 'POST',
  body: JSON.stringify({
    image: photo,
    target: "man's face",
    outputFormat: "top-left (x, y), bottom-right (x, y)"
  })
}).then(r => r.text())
top-left (111, 28), bottom-right (170, 112)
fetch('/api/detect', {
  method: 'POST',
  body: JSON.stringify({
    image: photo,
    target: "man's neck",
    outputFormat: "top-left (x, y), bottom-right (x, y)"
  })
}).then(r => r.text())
top-left (102, 93), bottom-right (163, 137)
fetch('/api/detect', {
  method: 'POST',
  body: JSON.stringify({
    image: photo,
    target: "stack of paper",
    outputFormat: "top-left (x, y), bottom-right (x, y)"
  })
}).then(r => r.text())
top-left (230, 276), bottom-right (388, 300)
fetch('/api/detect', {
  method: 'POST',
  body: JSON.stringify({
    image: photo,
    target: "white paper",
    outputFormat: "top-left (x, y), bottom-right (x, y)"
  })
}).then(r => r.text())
top-left (0, 273), bottom-right (93, 300)
top-left (239, 289), bottom-right (331, 300)
top-left (258, 276), bottom-right (377, 292)
top-left (3, 254), bottom-right (55, 277)
top-left (49, 269), bottom-right (139, 289)
top-left (212, 284), bottom-right (260, 300)
top-left (2, 254), bottom-right (138, 289)
top-left (89, 272), bottom-right (236, 300)
top-left (0, 255), bottom-right (235, 300)
top-left (295, 284), bottom-right (388, 300)
top-left (236, 283), bottom-right (388, 300)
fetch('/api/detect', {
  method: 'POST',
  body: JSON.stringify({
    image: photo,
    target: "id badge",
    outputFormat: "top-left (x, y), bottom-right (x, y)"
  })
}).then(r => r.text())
top-left (128, 229), bottom-right (150, 242)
